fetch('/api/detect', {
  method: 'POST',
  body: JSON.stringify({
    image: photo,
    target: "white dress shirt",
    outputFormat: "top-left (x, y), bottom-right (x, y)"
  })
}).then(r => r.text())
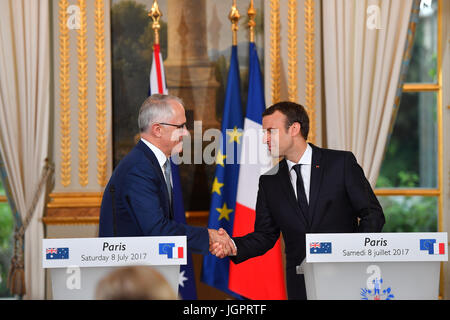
top-left (140, 138), bottom-right (172, 186)
top-left (286, 144), bottom-right (312, 204)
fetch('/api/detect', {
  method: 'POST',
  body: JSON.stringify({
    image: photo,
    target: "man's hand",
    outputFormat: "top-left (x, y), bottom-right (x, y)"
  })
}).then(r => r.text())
top-left (208, 228), bottom-right (237, 258)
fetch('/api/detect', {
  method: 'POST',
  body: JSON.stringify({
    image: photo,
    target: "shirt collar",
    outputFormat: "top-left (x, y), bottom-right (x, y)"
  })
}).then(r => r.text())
top-left (140, 138), bottom-right (168, 168)
top-left (286, 144), bottom-right (312, 171)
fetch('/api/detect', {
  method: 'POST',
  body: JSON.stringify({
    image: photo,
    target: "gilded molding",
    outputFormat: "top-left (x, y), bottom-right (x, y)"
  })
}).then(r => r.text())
top-left (304, 0), bottom-right (316, 144)
top-left (42, 216), bottom-right (100, 225)
top-left (95, 0), bottom-right (107, 187)
top-left (287, 0), bottom-right (298, 102)
top-left (59, 0), bottom-right (71, 187)
top-left (77, 0), bottom-right (89, 186)
top-left (270, 0), bottom-right (281, 104)
top-left (47, 192), bottom-right (103, 208)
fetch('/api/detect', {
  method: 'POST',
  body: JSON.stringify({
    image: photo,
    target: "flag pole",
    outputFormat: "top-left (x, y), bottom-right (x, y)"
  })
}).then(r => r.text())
top-left (229, 0), bottom-right (240, 46)
top-left (248, 0), bottom-right (256, 43)
top-left (149, 0), bottom-right (162, 45)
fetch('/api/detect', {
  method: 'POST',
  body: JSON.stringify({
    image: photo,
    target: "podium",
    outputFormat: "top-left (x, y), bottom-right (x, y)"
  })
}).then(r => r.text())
top-left (42, 236), bottom-right (186, 300)
top-left (302, 233), bottom-right (448, 300)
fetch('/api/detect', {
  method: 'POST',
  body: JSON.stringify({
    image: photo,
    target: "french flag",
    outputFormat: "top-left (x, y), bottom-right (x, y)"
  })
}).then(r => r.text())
top-left (228, 42), bottom-right (286, 299)
top-left (172, 246), bottom-right (184, 259)
top-left (433, 242), bottom-right (446, 255)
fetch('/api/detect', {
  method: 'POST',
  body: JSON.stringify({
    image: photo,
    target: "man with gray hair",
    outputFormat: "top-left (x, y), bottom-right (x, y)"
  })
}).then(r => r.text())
top-left (99, 94), bottom-right (236, 257)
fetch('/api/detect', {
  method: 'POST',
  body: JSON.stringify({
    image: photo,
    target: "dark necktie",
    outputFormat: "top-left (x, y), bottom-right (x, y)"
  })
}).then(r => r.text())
top-left (163, 159), bottom-right (173, 219)
top-left (292, 164), bottom-right (309, 223)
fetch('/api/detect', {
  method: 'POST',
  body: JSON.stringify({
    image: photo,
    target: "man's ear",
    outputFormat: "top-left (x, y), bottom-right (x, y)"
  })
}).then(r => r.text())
top-left (290, 122), bottom-right (301, 137)
top-left (150, 123), bottom-right (162, 137)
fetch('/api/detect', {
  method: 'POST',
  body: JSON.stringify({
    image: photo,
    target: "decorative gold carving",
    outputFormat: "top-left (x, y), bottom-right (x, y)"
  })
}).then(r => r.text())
top-left (374, 189), bottom-right (440, 196)
top-left (43, 216), bottom-right (100, 225)
top-left (47, 192), bottom-right (103, 208)
top-left (304, 0), bottom-right (316, 144)
top-left (43, 206), bottom-right (100, 225)
top-left (77, 0), bottom-right (89, 186)
top-left (59, 0), bottom-right (71, 187)
top-left (248, 0), bottom-right (256, 43)
top-left (270, 0), bottom-right (281, 104)
top-left (288, 0), bottom-right (298, 102)
top-left (95, 0), bottom-right (107, 187)
top-left (149, 0), bottom-right (162, 45)
top-left (43, 206), bottom-right (209, 226)
top-left (229, 0), bottom-right (240, 46)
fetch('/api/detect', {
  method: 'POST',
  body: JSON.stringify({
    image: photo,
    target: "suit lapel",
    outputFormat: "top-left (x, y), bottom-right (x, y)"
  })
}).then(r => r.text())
top-left (277, 159), bottom-right (309, 227)
top-left (308, 143), bottom-right (324, 228)
top-left (136, 141), bottom-right (172, 218)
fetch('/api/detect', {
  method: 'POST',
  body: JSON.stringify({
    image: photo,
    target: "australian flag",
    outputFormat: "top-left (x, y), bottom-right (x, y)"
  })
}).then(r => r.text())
top-left (148, 40), bottom-right (197, 299)
top-left (46, 248), bottom-right (69, 260)
top-left (171, 161), bottom-right (198, 299)
top-left (310, 242), bottom-right (332, 254)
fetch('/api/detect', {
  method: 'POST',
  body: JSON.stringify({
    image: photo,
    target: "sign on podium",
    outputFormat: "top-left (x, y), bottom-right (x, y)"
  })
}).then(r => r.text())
top-left (302, 233), bottom-right (448, 300)
top-left (42, 236), bottom-right (186, 300)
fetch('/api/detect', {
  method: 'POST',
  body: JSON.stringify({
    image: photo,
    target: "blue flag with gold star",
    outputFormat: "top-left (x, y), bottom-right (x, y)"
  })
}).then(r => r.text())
top-left (201, 45), bottom-right (243, 298)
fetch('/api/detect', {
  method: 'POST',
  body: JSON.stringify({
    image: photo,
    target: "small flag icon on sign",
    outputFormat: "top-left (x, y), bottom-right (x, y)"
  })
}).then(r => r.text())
top-left (310, 242), bottom-right (332, 254)
top-left (159, 243), bottom-right (184, 259)
top-left (420, 239), bottom-right (445, 255)
top-left (46, 248), bottom-right (69, 260)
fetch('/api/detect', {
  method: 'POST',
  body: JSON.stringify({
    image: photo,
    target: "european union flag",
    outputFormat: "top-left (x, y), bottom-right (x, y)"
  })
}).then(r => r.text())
top-left (310, 242), bottom-right (332, 254)
top-left (201, 45), bottom-right (243, 298)
top-left (159, 243), bottom-right (176, 258)
top-left (46, 248), bottom-right (69, 260)
top-left (420, 239), bottom-right (437, 254)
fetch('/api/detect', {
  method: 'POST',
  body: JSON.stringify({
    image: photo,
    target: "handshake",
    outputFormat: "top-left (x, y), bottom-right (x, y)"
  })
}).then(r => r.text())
top-left (208, 228), bottom-right (236, 258)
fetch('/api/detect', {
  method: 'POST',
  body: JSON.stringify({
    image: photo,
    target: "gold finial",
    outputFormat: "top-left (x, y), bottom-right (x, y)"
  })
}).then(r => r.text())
top-left (149, 0), bottom-right (162, 45)
top-left (248, 0), bottom-right (256, 43)
top-left (229, 0), bottom-right (240, 46)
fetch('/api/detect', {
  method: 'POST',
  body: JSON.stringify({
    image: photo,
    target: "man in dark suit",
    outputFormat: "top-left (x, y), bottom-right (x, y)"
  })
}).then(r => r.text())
top-left (213, 101), bottom-right (385, 299)
top-left (99, 94), bottom-right (235, 256)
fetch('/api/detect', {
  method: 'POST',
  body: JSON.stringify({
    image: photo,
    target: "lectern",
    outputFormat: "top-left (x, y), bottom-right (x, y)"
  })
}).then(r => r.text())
top-left (42, 236), bottom-right (186, 300)
top-left (302, 233), bottom-right (448, 300)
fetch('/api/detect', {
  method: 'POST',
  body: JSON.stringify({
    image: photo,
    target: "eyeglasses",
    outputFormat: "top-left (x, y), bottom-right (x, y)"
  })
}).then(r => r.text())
top-left (158, 122), bottom-right (187, 129)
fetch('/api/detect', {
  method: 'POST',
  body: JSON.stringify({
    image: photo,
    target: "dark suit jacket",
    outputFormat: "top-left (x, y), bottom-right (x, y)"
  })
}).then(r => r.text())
top-left (98, 140), bottom-right (209, 255)
top-left (230, 143), bottom-right (385, 299)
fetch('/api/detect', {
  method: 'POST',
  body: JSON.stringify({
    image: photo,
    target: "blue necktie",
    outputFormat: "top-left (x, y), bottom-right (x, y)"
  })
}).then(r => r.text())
top-left (293, 164), bottom-right (309, 224)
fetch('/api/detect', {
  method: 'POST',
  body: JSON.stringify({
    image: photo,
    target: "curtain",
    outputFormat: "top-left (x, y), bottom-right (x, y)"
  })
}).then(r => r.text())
top-left (0, 0), bottom-right (50, 299)
top-left (322, 0), bottom-right (415, 186)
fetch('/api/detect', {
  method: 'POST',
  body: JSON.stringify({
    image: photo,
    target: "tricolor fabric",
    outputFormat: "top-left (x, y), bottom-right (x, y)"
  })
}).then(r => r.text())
top-left (149, 43), bottom-right (197, 299)
top-left (229, 42), bottom-right (287, 299)
top-left (201, 45), bottom-right (243, 298)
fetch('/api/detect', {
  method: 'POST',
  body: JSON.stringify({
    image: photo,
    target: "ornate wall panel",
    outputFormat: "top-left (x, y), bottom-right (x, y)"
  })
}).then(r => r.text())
top-left (52, 0), bottom-right (112, 196)
top-left (48, 0), bottom-right (112, 221)
top-left (264, 0), bottom-right (322, 146)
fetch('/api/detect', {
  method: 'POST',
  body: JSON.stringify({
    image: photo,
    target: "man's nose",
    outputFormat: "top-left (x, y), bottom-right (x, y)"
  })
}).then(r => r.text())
top-left (263, 131), bottom-right (270, 144)
top-left (182, 126), bottom-right (189, 137)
